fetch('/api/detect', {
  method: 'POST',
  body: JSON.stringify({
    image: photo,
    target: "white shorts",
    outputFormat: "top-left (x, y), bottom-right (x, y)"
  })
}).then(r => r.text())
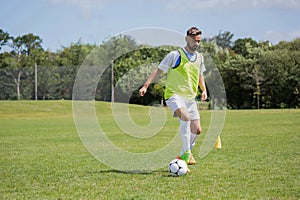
top-left (165, 95), bottom-right (200, 120)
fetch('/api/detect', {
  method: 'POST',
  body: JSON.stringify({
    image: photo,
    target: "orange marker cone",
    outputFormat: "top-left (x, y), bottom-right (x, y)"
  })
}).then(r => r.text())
top-left (215, 136), bottom-right (222, 149)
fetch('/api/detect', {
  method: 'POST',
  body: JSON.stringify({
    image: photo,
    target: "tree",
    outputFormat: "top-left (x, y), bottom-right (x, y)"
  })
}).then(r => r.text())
top-left (53, 42), bottom-right (95, 100)
top-left (12, 33), bottom-right (43, 56)
top-left (55, 40), bottom-right (95, 66)
top-left (1, 33), bottom-right (43, 100)
top-left (112, 46), bottom-right (171, 105)
top-left (0, 29), bottom-right (11, 51)
top-left (0, 28), bottom-right (299, 109)
top-left (259, 39), bottom-right (300, 108)
top-left (221, 41), bottom-right (271, 109)
top-left (240, 42), bottom-right (271, 109)
top-left (200, 38), bottom-right (235, 109)
top-left (94, 35), bottom-right (138, 101)
top-left (212, 31), bottom-right (234, 49)
top-left (232, 38), bottom-right (258, 58)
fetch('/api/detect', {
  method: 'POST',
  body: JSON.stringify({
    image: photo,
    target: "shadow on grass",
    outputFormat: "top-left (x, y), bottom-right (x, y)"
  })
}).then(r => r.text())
top-left (87, 169), bottom-right (172, 176)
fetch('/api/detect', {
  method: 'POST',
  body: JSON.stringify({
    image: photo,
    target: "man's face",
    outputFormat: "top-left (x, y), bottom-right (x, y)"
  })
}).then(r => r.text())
top-left (186, 35), bottom-right (201, 52)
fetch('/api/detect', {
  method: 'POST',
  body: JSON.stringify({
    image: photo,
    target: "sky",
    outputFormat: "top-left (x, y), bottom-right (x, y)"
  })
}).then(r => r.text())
top-left (1, 0), bottom-right (300, 52)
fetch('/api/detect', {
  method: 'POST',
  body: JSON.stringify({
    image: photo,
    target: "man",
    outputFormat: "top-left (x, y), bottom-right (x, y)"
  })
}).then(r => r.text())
top-left (139, 27), bottom-right (207, 172)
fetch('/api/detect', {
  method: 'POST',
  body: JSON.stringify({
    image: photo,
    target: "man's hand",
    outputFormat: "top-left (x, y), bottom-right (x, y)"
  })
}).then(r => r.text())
top-left (139, 86), bottom-right (147, 97)
top-left (139, 68), bottom-right (162, 97)
top-left (201, 91), bottom-right (207, 101)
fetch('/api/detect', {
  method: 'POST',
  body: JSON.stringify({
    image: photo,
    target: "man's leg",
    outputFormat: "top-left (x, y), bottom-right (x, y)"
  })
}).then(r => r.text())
top-left (174, 108), bottom-right (192, 172)
top-left (174, 108), bottom-right (191, 158)
top-left (190, 119), bottom-right (201, 150)
top-left (166, 96), bottom-right (191, 172)
top-left (188, 119), bottom-right (202, 165)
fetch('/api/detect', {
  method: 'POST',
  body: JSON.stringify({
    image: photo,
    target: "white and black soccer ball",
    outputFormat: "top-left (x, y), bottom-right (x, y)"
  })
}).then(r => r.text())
top-left (168, 159), bottom-right (188, 176)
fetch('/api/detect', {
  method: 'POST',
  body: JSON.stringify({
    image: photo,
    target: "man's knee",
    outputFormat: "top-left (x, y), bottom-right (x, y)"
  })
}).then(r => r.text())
top-left (195, 127), bottom-right (202, 135)
top-left (191, 120), bottom-right (202, 134)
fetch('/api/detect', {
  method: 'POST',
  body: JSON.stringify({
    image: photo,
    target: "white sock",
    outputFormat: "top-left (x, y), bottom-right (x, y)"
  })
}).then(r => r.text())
top-left (190, 133), bottom-right (199, 151)
top-left (179, 120), bottom-right (191, 155)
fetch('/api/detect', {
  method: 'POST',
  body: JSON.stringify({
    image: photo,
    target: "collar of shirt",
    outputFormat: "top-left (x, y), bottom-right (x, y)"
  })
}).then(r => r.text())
top-left (182, 48), bottom-right (196, 61)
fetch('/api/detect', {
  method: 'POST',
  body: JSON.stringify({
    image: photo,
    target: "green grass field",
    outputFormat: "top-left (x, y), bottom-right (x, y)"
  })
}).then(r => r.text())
top-left (0, 101), bottom-right (299, 199)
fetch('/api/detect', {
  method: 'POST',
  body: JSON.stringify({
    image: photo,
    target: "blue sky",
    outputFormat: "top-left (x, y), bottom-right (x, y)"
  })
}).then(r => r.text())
top-left (1, 0), bottom-right (300, 51)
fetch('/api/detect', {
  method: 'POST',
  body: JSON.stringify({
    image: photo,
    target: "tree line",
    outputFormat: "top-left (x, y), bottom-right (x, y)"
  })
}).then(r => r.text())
top-left (0, 29), bottom-right (299, 109)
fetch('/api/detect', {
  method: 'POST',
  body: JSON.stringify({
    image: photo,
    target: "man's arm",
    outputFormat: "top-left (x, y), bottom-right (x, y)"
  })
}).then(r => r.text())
top-left (199, 75), bottom-right (207, 101)
top-left (139, 68), bottom-right (163, 97)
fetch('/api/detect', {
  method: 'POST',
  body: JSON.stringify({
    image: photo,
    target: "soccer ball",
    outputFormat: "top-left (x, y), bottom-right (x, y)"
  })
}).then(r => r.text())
top-left (168, 159), bottom-right (188, 176)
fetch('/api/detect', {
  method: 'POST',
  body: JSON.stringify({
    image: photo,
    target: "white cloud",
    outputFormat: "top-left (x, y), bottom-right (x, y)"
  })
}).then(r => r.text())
top-left (290, 30), bottom-right (300, 39)
top-left (264, 29), bottom-right (300, 44)
top-left (47, 0), bottom-right (300, 15)
top-left (47, 0), bottom-right (105, 18)
top-left (164, 0), bottom-right (300, 12)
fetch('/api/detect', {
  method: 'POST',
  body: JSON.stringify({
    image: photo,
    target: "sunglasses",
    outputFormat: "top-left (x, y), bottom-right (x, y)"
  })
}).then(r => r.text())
top-left (187, 27), bottom-right (202, 36)
top-left (188, 36), bottom-right (201, 44)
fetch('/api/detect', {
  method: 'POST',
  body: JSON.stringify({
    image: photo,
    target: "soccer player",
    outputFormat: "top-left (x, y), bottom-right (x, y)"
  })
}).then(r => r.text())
top-left (139, 27), bottom-right (207, 171)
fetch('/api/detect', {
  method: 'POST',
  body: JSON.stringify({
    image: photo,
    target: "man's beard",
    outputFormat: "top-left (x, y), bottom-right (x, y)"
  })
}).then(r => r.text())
top-left (187, 43), bottom-right (197, 52)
